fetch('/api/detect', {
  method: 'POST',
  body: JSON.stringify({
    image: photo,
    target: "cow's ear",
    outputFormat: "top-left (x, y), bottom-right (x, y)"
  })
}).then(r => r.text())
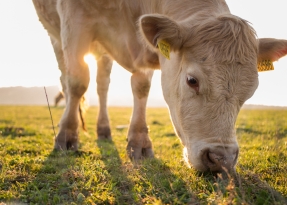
top-left (139, 14), bottom-right (184, 51)
top-left (258, 38), bottom-right (287, 62)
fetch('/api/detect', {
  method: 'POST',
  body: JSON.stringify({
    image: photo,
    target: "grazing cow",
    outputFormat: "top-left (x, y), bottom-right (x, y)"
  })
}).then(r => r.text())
top-left (32, 0), bottom-right (287, 172)
top-left (54, 91), bottom-right (64, 107)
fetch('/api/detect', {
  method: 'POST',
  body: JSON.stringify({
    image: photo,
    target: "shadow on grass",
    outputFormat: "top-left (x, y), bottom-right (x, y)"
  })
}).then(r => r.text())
top-left (237, 127), bottom-right (287, 140)
top-left (3, 148), bottom-right (107, 204)
top-left (137, 158), bottom-right (199, 204)
top-left (96, 139), bottom-right (199, 204)
top-left (96, 140), bottom-right (286, 204)
top-left (19, 150), bottom-right (82, 204)
top-left (197, 170), bottom-right (287, 204)
top-left (2, 143), bottom-right (286, 204)
top-left (96, 139), bottom-right (137, 204)
top-left (236, 127), bottom-right (263, 135)
top-left (0, 126), bottom-right (36, 138)
top-left (234, 171), bottom-right (287, 204)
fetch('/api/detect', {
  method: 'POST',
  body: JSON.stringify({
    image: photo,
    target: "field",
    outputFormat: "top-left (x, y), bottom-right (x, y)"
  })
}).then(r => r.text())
top-left (0, 106), bottom-right (287, 205)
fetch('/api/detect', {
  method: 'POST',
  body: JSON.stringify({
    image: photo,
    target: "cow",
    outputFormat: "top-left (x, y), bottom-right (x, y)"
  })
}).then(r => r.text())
top-left (54, 91), bottom-right (64, 107)
top-left (32, 0), bottom-right (287, 173)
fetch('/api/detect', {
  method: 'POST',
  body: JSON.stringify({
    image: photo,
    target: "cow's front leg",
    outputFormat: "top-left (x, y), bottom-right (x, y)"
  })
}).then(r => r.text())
top-left (54, 10), bottom-right (91, 150)
top-left (127, 70), bottom-right (154, 160)
top-left (55, 60), bottom-right (90, 150)
top-left (96, 54), bottom-right (113, 140)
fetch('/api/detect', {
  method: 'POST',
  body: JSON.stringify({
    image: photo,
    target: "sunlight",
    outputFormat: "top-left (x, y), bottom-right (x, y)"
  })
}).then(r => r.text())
top-left (84, 53), bottom-right (97, 99)
top-left (84, 53), bottom-right (96, 69)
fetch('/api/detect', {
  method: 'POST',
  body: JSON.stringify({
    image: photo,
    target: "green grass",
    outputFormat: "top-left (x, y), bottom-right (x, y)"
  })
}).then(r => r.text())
top-left (0, 106), bottom-right (287, 204)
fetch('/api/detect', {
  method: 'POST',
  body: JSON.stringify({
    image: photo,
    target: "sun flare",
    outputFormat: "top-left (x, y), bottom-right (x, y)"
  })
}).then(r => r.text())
top-left (84, 54), bottom-right (96, 69)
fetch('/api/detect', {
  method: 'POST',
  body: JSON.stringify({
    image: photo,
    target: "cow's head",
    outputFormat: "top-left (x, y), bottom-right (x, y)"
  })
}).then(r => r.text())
top-left (139, 14), bottom-right (287, 172)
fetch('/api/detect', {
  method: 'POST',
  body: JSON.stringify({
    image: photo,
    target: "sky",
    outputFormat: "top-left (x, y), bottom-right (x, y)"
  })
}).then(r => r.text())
top-left (0, 1), bottom-right (287, 106)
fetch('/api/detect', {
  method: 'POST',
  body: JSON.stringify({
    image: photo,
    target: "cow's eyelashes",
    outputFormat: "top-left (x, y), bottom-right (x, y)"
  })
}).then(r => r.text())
top-left (186, 76), bottom-right (199, 95)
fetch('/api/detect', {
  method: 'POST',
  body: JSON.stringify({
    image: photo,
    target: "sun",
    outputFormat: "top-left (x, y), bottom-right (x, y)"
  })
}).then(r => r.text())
top-left (84, 54), bottom-right (96, 69)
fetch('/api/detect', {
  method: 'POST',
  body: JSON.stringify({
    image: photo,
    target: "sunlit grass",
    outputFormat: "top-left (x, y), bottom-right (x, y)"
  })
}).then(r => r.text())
top-left (0, 106), bottom-right (286, 204)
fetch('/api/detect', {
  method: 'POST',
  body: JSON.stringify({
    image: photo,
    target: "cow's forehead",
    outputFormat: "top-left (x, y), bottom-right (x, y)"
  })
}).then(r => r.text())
top-left (182, 38), bottom-right (258, 66)
top-left (182, 14), bottom-right (258, 65)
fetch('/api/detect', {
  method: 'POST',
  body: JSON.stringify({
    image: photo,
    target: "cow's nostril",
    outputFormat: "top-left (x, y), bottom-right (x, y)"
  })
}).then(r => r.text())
top-left (202, 150), bottom-right (216, 168)
top-left (202, 148), bottom-right (238, 172)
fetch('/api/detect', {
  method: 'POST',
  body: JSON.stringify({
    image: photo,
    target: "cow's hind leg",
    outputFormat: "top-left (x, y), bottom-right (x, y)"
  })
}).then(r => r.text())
top-left (49, 37), bottom-right (67, 107)
top-left (127, 70), bottom-right (154, 160)
top-left (54, 8), bottom-right (91, 150)
top-left (96, 54), bottom-right (113, 140)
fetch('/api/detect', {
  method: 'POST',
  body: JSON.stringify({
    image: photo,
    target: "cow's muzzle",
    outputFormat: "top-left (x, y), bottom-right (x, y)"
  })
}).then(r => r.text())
top-left (202, 146), bottom-right (239, 172)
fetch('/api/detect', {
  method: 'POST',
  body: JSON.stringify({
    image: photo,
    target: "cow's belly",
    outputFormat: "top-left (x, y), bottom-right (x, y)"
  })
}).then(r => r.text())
top-left (94, 34), bottom-right (160, 73)
top-left (91, 39), bottom-right (160, 73)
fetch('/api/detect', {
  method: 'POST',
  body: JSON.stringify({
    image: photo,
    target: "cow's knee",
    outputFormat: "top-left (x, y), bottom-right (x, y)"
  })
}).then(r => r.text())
top-left (131, 71), bottom-right (152, 99)
top-left (67, 75), bottom-right (89, 98)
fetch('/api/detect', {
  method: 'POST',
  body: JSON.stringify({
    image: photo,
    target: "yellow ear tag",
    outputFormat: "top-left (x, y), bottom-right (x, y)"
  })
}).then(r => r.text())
top-left (257, 60), bottom-right (274, 72)
top-left (158, 40), bottom-right (170, 60)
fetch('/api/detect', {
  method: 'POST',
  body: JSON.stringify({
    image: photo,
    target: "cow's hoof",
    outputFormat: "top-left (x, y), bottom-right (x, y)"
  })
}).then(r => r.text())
top-left (126, 142), bottom-right (154, 160)
top-left (54, 130), bottom-right (79, 151)
top-left (97, 126), bottom-right (112, 140)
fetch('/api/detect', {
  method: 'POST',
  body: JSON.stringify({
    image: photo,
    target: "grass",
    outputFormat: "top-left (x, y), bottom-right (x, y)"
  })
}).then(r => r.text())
top-left (0, 105), bottom-right (286, 204)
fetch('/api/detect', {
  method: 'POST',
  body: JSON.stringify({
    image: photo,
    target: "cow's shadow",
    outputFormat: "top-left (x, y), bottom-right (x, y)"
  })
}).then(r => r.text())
top-left (19, 150), bottom-right (86, 204)
top-left (14, 141), bottom-right (287, 205)
top-left (97, 139), bottom-right (286, 204)
top-left (11, 138), bottom-right (197, 204)
top-left (95, 139), bottom-right (137, 204)
top-left (234, 171), bottom-right (287, 204)
top-left (19, 143), bottom-right (137, 204)
top-left (198, 170), bottom-right (287, 204)
top-left (96, 139), bottom-right (198, 204)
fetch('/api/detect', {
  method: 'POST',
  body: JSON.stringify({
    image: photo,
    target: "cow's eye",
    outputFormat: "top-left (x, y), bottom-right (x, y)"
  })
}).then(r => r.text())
top-left (186, 76), bottom-right (199, 94)
top-left (187, 76), bottom-right (198, 87)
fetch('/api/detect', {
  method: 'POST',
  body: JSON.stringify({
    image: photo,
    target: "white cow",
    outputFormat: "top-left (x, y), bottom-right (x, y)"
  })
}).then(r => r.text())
top-left (32, 0), bottom-right (287, 172)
